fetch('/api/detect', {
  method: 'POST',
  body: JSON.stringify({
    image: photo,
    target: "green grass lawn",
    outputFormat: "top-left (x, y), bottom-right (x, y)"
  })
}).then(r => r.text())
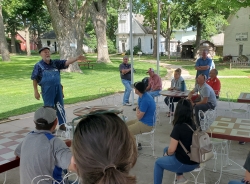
top-left (1, 54), bottom-right (249, 120)
top-left (185, 78), bottom-right (249, 102)
top-left (0, 54), bottom-right (166, 120)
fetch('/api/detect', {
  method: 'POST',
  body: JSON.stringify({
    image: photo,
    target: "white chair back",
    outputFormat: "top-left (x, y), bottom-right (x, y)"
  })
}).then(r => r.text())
top-left (199, 109), bottom-right (216, 131)
top-left (32, 172), bottom-right (78, 184)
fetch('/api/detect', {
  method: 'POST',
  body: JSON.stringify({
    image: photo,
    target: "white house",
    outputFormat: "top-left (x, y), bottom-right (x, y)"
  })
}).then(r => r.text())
top-left (223, 7), bottom-right (250, 61)
top-left (40, 31), bottom-right (92, 53)
top-left (115, 8), bottom-right (197, 55)
top-left (172, 28), bottom-right (196, 43)
top-left (115, 11), bottom-right (165, 54)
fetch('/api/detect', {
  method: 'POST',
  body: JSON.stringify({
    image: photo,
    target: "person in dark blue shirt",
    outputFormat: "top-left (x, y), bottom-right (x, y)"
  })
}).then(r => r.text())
top-left (119, 56), bottom-right (132, 106)
top-left (31, 47), bottom-right (85, 130)
top-left (195, 49), bottom-right (212, 79)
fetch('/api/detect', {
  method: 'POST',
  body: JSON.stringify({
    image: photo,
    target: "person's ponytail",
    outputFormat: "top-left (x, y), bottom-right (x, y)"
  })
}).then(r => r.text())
top-left (97, 167), bottom-right (136, 184)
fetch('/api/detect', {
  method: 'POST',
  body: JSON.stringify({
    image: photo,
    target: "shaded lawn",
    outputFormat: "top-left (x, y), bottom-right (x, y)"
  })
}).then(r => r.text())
top-left (0, 54), bottom-right (166, 120)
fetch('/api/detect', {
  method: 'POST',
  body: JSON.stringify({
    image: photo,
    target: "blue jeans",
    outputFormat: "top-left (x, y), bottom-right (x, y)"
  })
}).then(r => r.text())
top-left (121, 79), bottom-right (132, 104)
top-left (154, 147), bottom-right (199, 184)
top-left (39, 64), bottom-right (66, 125)
top-left (228, 180), bottom-right (243, 184)
top-left (148, 90), bottom-right (161, 98)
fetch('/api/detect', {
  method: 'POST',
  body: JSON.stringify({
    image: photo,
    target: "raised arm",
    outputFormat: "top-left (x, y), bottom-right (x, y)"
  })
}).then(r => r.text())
top-left (65, 55), bottom-right (86, 66)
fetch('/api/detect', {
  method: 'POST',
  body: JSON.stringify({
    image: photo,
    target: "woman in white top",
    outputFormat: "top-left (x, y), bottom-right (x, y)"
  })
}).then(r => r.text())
top-left (164, 68), bottom-right (186, 117)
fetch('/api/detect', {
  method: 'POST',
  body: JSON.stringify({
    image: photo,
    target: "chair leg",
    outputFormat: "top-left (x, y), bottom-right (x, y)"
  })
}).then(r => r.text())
top-left (3, 172), bottom-right (7, 184)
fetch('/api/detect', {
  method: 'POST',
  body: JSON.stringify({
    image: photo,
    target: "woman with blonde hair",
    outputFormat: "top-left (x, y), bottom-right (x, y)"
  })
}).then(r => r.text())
top-left (164, 68), bottom-right (186, 117)
top-left (72, 112), bottom-right (137, 184)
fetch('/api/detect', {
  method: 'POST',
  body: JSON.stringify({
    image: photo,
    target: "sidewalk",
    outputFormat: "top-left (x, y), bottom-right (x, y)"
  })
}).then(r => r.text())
top-left (0, 94), bottom-right (249, 184)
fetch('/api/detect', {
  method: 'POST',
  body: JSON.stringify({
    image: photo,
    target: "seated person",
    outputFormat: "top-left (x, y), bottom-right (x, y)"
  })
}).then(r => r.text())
top-left (164, 68), bottom-right (186, 117)
top-left (228, 151), bottom-right (250, 184)
top-left (187, 74), bottom-right (217, 126)
top-left (15, 107), bottom-right (74, 184)
top-left (154, 99), bottom-right (199, 184)
top-left (192, 68), bottom-right (221, 101)
top-left (127, 81), bottom-right (156, 135)
top-left (146, 68), bottom-right (162, 98)
top-left (206, 69), bottom-right (221, 98)
top-left (72, 112), bottom-right (137, 184)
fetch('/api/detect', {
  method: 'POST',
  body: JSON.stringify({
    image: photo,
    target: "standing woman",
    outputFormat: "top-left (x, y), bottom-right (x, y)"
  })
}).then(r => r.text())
top-left (164, 68), bottom-right (186, 117)
top-left (72, 112), bottom-right (137, 184)
top-left (154, 99), bottom-right (199, 184)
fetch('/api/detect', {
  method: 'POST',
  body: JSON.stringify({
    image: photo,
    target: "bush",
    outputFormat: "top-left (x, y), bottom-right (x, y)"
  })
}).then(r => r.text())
top-left (125, 45), bottom-right (142, 55)
top-left (107, 38), bottom-right (116, 54)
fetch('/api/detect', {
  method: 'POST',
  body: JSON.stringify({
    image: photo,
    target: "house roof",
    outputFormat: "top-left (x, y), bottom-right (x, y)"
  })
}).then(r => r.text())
top-left (17, 31), bottom-right (26, 40)
top-left (181, 40), bottom-right (214, 46)
top-left (210, 33), bottom-right (224, 46)
top-left (181, 40), bottom-right (195, 46)
top-left (41, 31), bottom-right (56, 39)
top-left (134, 18), bottom-right (152, 34)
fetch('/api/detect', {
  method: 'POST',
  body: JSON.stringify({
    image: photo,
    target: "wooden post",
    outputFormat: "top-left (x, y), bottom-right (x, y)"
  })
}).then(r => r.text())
top-left (230, 62), bottom-right (231, 70)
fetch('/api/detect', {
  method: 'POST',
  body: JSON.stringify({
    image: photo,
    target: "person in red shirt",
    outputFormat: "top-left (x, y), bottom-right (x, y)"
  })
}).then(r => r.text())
top-left (206, 69), bottom-right (221, 98)
top-left (145, 68), bottom-right (162, 98)
top-left (191, 69), bottom-right (221, 101)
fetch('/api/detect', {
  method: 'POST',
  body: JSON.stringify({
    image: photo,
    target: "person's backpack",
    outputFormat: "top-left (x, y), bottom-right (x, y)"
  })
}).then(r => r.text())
top-left (142, 77), bottom-right (149, 87)
top-left (179, 124), bottom-right (214, 163)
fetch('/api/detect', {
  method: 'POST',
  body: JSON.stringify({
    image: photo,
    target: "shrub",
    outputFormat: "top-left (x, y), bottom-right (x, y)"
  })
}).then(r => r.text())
top-left (125, 45), bottom-right (142, 55)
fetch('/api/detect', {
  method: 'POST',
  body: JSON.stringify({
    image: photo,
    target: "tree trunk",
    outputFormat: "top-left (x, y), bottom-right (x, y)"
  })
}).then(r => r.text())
top-left (195, 18), bottom-right (202, 59)
top-left (37, 28), bottom-right (42, 49)
top-left (90, 1), bottom-right (110, 63)
top-left (24, 24), bottom-right (31, 56)
top-left (0, 3), bottom-right (10, 61)
top-left (153, 36), bottom-right (157, 58)
top-left (44, 0), bottom-right (89, 72)
top-left (10, 31), bottom-right (16, 53)
top-left (76, 11), bottom-right (89, 55)
top-left (167, 7), bottom-right (171, 60)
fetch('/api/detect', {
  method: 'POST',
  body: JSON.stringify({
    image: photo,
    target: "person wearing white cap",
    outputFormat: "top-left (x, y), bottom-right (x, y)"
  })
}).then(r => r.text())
top-left (14, 106), bottom-right (75, 184)
top-left (31, 47), bottom-right (85, 131)
top-left (145, 68), bottom-right (162, 98)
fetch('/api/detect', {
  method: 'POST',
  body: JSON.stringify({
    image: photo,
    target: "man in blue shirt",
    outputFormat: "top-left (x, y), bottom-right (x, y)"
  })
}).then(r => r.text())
top-left (127, 82), bottom-right (156, 135)
top-left (31, 47), bottom-right (85, 130)
top-left (195, 49), bottom-right (212, 79)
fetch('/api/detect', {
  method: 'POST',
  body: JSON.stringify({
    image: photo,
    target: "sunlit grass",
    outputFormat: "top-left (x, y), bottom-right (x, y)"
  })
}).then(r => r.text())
top-left (0, 54), bottom-right (166, 120)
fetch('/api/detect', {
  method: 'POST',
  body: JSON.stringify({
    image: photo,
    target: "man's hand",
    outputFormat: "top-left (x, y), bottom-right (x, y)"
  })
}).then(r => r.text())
top-left (34, 91), bottom-right (40, 100)
top-left (76, 55), bottom-right (86, 61)
top-left (244, 170), bottom-right (250, 183)
top-left (136, 106), bottom-right (140, 114)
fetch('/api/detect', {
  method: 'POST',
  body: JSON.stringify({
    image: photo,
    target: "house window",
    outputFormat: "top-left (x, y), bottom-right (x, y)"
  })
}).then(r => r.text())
top-left (138, 38), bottom-right (141, 49)
top-left (150, 38), bottom-right (153, 49)
top-left (239, 45), bottom-right (243, 55)
top-left (47, 40), bottom-right (51, 46)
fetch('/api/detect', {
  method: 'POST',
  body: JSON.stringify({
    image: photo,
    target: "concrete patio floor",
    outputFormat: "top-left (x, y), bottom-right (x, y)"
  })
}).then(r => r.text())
top-left (0, 94), bottom-right (249, 184)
